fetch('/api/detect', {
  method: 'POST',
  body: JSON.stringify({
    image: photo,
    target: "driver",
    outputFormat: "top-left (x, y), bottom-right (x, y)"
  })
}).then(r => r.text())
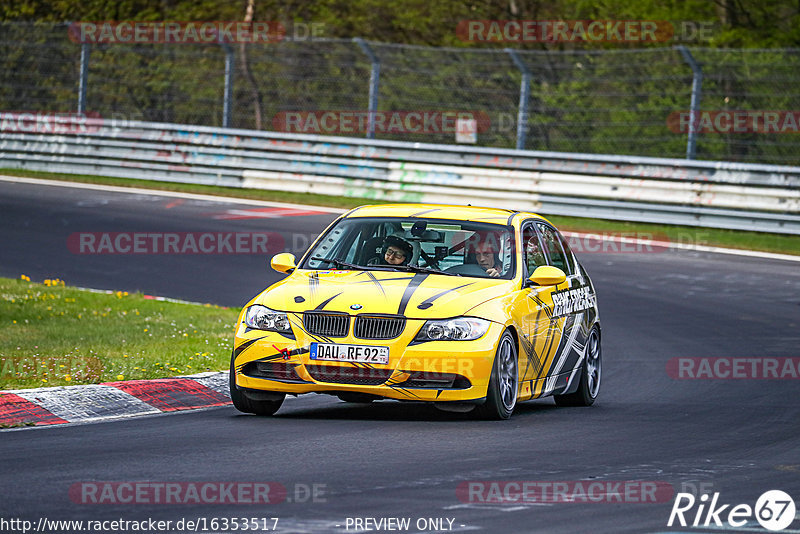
top-left (473, 240), bottom-right (501, 277)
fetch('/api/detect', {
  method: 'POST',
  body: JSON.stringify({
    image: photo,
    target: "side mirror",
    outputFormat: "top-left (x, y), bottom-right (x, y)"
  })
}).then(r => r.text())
top-left (270, 253), bottom-right (296, 274)
top-left (528, 265), bottom-right (566, 287)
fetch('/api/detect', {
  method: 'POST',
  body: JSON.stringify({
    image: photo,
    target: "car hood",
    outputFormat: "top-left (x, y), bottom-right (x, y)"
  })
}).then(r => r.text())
top-left (255, 269), bottom-right (515, 319)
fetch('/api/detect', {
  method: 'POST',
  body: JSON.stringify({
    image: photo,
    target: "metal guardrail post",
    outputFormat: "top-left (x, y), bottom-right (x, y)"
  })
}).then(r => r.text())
top-left (677, 46), bottom-right (703, 160)
top-left (77, 43), bottom-right (90, 114)
top-left (222, 44), bottom-right (235, 128)
top-left (506, 49), bottom-right (531, 151)
top-left (354, 38), bottom-right (380, 139)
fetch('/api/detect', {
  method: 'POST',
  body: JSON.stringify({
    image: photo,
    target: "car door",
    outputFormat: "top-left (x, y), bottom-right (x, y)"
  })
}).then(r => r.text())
top-left (515, 221), bottom-right (562, 397)
top-left (533, 222), bottom-right (593, 397)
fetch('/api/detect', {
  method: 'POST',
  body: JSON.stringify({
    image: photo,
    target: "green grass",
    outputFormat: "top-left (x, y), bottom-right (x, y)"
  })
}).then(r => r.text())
top-left (2, 168), bottom-right (799, 255)
top-left (0, 276), bottom-right (240, 390)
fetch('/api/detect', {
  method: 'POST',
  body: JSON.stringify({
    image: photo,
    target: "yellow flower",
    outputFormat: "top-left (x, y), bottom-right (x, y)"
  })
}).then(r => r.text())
top-left (183, 333), bottom-right (188, 337)
top-left (64, 375), bottom-right (72, 382)
top-left (144, 328), bottom-right (148, 332)
top-left (20, 274), bottom-right (30, 281)
top-left (116, 374), bottom-right (125, 380)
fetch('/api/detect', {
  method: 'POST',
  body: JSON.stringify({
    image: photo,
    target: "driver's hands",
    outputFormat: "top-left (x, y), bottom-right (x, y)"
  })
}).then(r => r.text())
top-left (486, 268), bottom-right (500, 278)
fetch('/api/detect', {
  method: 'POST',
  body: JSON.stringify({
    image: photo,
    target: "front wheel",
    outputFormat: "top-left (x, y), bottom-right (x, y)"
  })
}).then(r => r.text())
top-left (554, 326), bottom-right (601, 407)
top-left (475, 330), bottom-right (518, 420)
top-left (229, 353), bottom-right (285, 416)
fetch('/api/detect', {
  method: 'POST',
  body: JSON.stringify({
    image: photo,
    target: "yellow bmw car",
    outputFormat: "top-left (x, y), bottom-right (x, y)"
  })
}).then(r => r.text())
top-left (231, 204), bottom-right (601, 419)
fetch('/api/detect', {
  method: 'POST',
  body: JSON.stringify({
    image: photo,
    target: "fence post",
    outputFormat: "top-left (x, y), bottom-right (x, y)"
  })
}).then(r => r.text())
top-left (677, 46), bottom-right (703, 160)
top-left (222, 43), bottom-right (235, 128)
top-left (77, 43), bottom-right (90, 114)
top-left (354, 37), bottom-right (380, 139)
top-left (505, 49), bottom-right (531, 151)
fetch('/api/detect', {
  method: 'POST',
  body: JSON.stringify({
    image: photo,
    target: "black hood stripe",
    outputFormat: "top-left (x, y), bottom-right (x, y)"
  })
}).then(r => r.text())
top-left (417, 282), bottom-right (474, 310)
top-left (364, 271), bottom-right (387, 296)
top-left (397, 273), bottom-right (429, 316)
top-left (233, 337), bottom-right (266, 358)
top-left (314, 292), bottom-right (342, 311)
top-left (356, 276), bottom-right (415, 284)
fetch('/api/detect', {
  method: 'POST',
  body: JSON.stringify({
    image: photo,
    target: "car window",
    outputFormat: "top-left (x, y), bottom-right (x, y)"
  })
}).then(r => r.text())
top-left (302, 217), bottom-right (516, 279)
top-left (537, 223), bottom-right (571, 274)
top-left (556, 230), bottom-right (577, 274)
top-left (521, 223), bottom-right (547, 276)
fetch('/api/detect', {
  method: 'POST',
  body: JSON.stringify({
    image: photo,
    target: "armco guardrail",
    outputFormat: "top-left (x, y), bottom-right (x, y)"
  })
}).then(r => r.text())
top-left (1, 117), bottom-right (799, 234)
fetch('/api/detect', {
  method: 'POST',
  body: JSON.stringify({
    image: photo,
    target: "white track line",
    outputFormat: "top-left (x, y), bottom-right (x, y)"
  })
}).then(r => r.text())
top-left (2, 174), bottom-right (797, 263)
top-left (0, 174), bottom-right (345, 213)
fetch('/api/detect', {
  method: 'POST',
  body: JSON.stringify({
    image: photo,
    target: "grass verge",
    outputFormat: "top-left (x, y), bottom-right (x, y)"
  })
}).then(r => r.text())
top-left (0, 275), bottom-right (240, 390)
top-left (2, 168), bottom-right (799, 256)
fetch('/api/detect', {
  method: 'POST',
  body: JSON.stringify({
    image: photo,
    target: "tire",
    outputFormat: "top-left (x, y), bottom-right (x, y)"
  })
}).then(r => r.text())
top-left (229, 353), bottom-right (285, 416)
top-left (475, 330), bottom-right (518, 420)
top-left (554, 326), bottom-right (601, 407)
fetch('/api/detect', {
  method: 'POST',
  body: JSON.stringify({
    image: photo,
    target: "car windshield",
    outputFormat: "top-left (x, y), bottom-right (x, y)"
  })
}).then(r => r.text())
top-left (300, 217), bottom-right (516, 279)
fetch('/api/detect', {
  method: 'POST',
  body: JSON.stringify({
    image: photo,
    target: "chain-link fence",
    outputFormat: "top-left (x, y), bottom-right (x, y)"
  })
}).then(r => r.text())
top-left (2, 23), bottom-right (799, 165)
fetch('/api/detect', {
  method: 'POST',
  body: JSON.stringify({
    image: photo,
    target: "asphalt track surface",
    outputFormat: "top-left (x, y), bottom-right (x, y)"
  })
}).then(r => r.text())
top-left (2, 179), bottom-right (800, 534)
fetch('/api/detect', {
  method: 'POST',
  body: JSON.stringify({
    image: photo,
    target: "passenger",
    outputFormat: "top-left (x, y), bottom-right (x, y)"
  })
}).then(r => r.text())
top-left (526, 236), bottom-right (547, 271)
top-left (380, 235), bottom-right (413, 266)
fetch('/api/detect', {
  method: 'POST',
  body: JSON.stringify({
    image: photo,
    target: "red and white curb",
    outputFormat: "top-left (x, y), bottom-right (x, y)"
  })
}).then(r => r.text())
top-left (0, 371), bottom-right (230, 428)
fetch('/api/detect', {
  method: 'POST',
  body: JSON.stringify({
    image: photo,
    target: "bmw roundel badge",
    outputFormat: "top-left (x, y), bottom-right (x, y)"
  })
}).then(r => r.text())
top-left (350, 304), bottom-right (363, 310)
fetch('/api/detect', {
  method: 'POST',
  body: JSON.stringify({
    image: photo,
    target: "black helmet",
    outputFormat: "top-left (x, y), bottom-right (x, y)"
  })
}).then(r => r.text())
top-left (382, 235), bottom-right (413, 265)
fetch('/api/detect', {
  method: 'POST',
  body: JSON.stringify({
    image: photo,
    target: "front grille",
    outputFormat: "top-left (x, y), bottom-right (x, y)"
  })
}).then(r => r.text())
top-left (305, 364), bottom-right (393, 386)
top-left (353, 315), bottom-right (406, 339)
top-left (303, 312), bottom-right (349, 337)
top-left (242, 361), bottom-right (304, 382)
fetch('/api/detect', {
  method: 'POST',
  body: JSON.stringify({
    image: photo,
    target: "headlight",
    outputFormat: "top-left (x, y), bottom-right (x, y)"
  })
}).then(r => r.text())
top-left (244, 305), bottom-right (291, 333)
top-left (415, 317), bottom-right (490, 342)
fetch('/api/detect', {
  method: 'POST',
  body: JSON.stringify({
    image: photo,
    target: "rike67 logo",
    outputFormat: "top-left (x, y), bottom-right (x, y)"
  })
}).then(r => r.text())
top-left (668, 490), bottom-right (796, 531)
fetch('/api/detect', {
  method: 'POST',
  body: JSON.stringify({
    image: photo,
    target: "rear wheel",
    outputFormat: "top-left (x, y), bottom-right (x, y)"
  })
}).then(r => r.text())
top-left (475, 331), bottom-right (518, 420)
top-left (229, 353), bottom-right (285, 416)
top-left (554, 326), bottom-right (601, 407)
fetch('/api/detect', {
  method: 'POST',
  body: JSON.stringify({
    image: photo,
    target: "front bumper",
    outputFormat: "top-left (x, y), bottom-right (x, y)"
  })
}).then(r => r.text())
top-left (232, 315), bottom-right (503, 403)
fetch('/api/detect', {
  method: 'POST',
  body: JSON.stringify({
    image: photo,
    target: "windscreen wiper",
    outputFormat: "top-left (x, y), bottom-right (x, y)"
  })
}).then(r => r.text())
top-left (310, 256), bottom-right (365, 271)
top-left (388, 264), bottom-right (461, 276)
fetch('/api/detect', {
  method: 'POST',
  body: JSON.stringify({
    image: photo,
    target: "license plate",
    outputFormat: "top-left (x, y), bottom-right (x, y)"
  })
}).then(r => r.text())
top-left (309, 342), bottom-right (389, 364)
